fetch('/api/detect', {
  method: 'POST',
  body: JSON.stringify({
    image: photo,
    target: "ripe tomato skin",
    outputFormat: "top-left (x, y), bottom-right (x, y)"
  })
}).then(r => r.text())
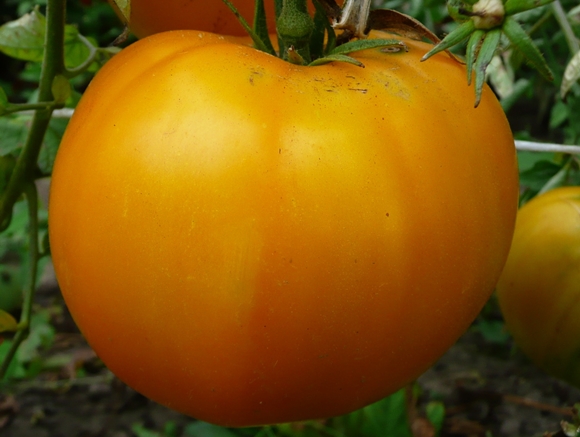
top-left (496, 186), bottom-right (580, 387)
top-left (49, 30), bottom-right (518, 426)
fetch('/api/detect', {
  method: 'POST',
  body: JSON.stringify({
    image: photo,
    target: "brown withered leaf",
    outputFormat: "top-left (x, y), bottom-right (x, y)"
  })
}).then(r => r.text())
top-left (367, 9), bottom-right (465, 63)
top-left (314, 0), bottom-right (342, 21)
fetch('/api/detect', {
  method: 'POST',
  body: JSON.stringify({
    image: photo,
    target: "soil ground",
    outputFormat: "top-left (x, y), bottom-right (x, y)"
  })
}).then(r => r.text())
top-left (1, 268), bottom-right (579, 437)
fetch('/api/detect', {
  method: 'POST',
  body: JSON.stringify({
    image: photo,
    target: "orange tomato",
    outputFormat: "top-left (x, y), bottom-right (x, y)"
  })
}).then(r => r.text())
top-left (49, 30), bottom-right (518, 426)
top-left (108, 0), bottom-right (322, 38)
top-left (497, 186), bottom-right (580, 387)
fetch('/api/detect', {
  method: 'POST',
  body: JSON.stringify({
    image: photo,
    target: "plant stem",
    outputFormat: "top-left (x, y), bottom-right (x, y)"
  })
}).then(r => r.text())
top-left (333, 0), bottom-right (372, 38)
top-left (0, 0), bottom-right (66, 229)
top-left (277, 0), bottom-right (314, 62)
top-left (552, 0), bottom-right (580, 55)
top-left (0, 182), bottom-right (39, 379)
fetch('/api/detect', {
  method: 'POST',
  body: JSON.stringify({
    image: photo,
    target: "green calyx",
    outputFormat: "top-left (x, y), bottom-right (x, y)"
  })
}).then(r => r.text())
top-left (220, 0), bottom-right (414, 67)
top-left (277, 0), bottom-right (315, 61)
top-left (423, 0), bottom-right (554, 107)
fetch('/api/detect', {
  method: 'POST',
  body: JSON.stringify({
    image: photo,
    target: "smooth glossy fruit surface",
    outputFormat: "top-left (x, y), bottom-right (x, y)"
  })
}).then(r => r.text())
top-left (49, 30), bottom-right (519, 426)
top-left (497, 186), bottom-right (580, 386)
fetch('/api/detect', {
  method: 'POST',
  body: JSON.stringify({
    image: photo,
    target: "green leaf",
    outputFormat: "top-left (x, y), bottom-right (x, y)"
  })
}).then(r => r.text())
top-left (328, 38), bottom-right (407, 56)
top-left (426, 401), bottom-right (446, 437)
top-left (0, 340), bottom-right (27, 380)
top-left (16, 311), bottom-right (55, 363)
top-left (0, 9), bottom-right (45, 62)
top-left (51, 75), bottom-right (71, 105)
top-left (252, 0), bottom-right (276, 55)
top-left (502, 17), bottom-right (553, 82)
top-left (421, 20), bottom-right (476, 62)
top-left (0, 8), bottom-right (95, 70)
top-left (504, 0), bottom-right (555, 16)
top-left (537, 163), bottom-right (569, 195)
top-left (183, 422), bottom-right (238, 437)
top-left (0, 116), bottom-right (29, 155)
top-left (561, 50), bottom-right (580, 99)
top-left (501, 78), bottom-right (531, 112)
top-left (474, 28), bottom-right (501, 107)
top-left (309, 53), bottom-right (364, 67)
top-left (131, 423), bottom-right (164, 437)
top-left (550, 100), bottom-right (569, 129)
top-left (112, 0), bottom-right (130, 23)
top-left (335, 389), bottom-right (412, 437)
top-left (0, 310), bottom-right (18, 333)
top-left (38, 117), bottom-right (69, 175)
top-left (519, 159), bottom-right (561, 192)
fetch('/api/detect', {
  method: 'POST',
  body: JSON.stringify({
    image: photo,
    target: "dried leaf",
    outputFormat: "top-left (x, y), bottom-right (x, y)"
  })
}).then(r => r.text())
top-left (367, 9), bottom-right (442, 43)
top-left (0, 309), bottom-right (18, 333)
top-left (561, 50), bottom-right (580, 98)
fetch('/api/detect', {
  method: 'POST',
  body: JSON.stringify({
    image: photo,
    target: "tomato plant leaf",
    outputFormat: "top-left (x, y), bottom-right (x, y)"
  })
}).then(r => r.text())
top-left (0, 116), bottom-right (29, 155)
top-left (334, 389), bottom-right (412, 437)
top-left (474, 29), bottom-right (501, 107)
top-left (252, 0), bottom-right (276, 55)
top-left (0, 8), bottom-right (46, 62)
top-left (38, 118), bottom-right (69, 175)
top-left (367, 9), bottom-right (442, 44)
top-left (183, 422), bottom-right (238, 437)
top-left (426, 401), bottom-right (446, 436)
top-left (111, 0), bottom-right (130, 24)
top-left (309, 53), bottom-right (364, 66)
top-left (561, 50), bottom-right (580, 99)
top-left (421, 20), bottom-right (475, 62)
top-left (504, 0), bottom-right (555, 16)
top-left (327, 38), bottom-right (407, 56)
top-left (51, 75), bottom-right (72, 105)
top-left (502, 17), bottom-right (553, 82)
top-left (466, 29), bottom-right (485, 85)
top-left (0, 310), bottom-right (18, 333)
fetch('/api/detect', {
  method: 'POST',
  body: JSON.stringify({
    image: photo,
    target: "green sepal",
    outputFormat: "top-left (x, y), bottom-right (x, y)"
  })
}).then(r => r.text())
top-left (253, 0), bottom-right (276, 54)
top-left (286, 46), bottom-right (307, 65)
top-left (561, 50), bottom-right (580, 98)
top-left (502, 17), bottom-right (553, 81)
top-left (220, 0), bottom-right (276, 56)
top-left (447, 0), bottom-right (473, 22)
top-left (421, 20), bottom-right (475, 62)
top-left (327, 38), bottom-right (407, 56)
top-left (466, 30), bottom-right (485, 85)
top-left (504, 0), bottom-right (555, 16)
top-left (309, 54), bottom-right (364, 67)
top-left (309, 2), bottom-right (328, 60)
top-left (474, 28), bottom-right (501, 107)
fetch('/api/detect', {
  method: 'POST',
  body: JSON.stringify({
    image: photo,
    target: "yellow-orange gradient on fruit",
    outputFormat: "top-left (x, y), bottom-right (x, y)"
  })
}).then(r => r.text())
top-left (49, 30), bottom-right (519, 427)
top-left (497, 186), bottom-right (580, 387)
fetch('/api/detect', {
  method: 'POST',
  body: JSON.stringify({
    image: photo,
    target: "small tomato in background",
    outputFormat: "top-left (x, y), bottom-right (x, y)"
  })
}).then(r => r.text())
top-left (107, 0), bottom-right (276, 37)
top-left (497, 186), bottom-right (580, 387)
top-left (49, 30), bottom-right (519, 427)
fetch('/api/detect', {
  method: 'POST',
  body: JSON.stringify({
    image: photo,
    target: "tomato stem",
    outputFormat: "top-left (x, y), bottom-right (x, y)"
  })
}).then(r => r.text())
top-left (277, 0), bottom-right (314, 63)
top-left (0, 182), bottom-right (39, 379)
top-left (0, 0), bottom-right (66, 229)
